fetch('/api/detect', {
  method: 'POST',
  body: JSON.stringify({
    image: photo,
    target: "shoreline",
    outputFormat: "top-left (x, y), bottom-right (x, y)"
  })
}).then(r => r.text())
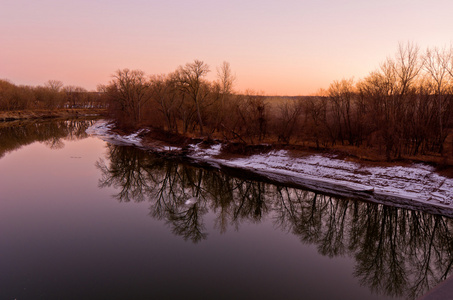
top-left (0, 108), bottom-right (106, 122)
top-left (86, 120), bottom-right (453, 218)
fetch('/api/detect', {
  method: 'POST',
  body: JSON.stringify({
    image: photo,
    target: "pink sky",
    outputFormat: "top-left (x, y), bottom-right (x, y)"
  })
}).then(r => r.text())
top-left (1, 0), bottom-right (453, 95)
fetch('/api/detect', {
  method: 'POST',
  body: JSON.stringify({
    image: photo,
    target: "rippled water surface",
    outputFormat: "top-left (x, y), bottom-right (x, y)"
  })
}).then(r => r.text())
top-left (1, 120), bottom-right (452, 299)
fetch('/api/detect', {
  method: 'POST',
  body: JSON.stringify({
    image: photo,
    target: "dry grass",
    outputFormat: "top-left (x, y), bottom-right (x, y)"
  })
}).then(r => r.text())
top-left (0, 108), bottom-right (106, 121)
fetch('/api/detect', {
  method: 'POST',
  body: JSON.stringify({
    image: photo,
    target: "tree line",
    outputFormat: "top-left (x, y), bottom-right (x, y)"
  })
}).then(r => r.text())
top-left (0, 79), bottom-right (107, 110)
top-left (3, 43), bottom-right (452, 160)
top-left (317, 43), bottom-right (453, 160)
top-left (103, 44), bottom-right (453, 160)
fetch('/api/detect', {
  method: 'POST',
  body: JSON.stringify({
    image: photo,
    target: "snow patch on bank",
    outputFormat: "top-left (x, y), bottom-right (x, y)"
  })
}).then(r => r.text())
top-left (187, 145), bottom-right (453, 208)
top-left (86, 121), bottom-right (453, 211)
top-left (189, 143), bottom-right (222, 158)
top-left (218, 150), bottom-right (452, 206)
top-left (86, 120), bottom-right (145, 147)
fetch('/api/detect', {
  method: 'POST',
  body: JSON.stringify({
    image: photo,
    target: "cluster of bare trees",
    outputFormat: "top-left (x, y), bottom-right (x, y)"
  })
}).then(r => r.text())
top-left (104, 44), bottom-right (453, 159)
top-left (104, 60), bottom-right (232, 130)
top-left (105, 60), bottom-right (305, 144)
top-left (305, 43), bottom-right (453, 159)
top-left (0, 79), bottom-right (106, 111)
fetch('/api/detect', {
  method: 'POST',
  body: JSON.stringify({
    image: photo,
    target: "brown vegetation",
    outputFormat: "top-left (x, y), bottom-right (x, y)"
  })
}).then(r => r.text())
top-left (0, 79), bottom-right (107, 112)
top-left (102, 44), bottom-right (453, 167)
top-left (3, 43), bottom-right (453, 167)
top-left (0, 108), bottom-right (106, 122)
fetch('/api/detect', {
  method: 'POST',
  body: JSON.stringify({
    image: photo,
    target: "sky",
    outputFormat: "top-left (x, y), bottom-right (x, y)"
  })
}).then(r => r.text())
top-left (1, 0), bottom-right (453, 95)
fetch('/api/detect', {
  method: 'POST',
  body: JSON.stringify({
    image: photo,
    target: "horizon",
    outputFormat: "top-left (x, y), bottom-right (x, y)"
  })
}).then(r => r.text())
top-left (2, 0), bottom-right (453, 96)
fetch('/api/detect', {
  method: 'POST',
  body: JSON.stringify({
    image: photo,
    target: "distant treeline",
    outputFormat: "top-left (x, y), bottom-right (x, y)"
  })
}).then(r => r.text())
top-left (0, 79), bottom-right (107, 110)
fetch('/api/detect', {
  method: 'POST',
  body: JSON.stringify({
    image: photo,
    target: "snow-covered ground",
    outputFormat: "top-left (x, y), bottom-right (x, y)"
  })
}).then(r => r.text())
top-left (87, 120), bottom-right (453, 216)
top-left (86, 120), bottom-right (182, 152)
top-left (86, 121), bottom-right (144, 147)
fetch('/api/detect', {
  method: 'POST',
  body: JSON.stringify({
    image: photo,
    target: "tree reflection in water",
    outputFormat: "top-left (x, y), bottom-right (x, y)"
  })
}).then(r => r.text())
top-left (0, 118), bottom-right (98, 157)
top-left (97, 144), bottom-right (453, 299)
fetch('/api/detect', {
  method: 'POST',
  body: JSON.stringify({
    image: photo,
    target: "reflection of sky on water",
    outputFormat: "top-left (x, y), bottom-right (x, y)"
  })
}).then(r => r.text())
top-left (0, 138), bottom-right (385, 299)
top-left (0, 121), bottom-right (451, 299)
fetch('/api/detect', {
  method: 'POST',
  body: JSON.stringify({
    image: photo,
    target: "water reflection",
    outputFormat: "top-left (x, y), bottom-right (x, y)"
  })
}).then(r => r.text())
top-left (97, 144), bottom-right (453, 299)
top-left (0, 118), bottom-right (98, 158)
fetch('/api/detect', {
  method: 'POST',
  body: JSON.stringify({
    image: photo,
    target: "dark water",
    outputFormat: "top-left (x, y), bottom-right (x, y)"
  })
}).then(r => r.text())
top-left (1, 120), bottom-right (452, 300)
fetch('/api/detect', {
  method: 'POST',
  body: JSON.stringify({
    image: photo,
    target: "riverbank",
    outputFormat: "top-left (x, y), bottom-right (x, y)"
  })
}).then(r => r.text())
top-left (0, 108), bottom-right (106, 122)
top-left (86, 120), bottom-right (453, 217)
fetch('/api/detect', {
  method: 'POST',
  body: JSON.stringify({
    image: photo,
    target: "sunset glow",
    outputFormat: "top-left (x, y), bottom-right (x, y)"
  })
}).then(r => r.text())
top-left (2, 0), bottom-right (453, 95)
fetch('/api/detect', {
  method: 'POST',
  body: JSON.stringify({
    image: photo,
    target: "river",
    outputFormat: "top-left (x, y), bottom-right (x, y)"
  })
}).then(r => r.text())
top-left (1, 119), bottom-right (452, 299)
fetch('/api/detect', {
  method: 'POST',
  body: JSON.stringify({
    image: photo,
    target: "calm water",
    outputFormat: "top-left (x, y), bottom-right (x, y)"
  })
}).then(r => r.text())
top-left (1, 119), bottom-right (452, 300)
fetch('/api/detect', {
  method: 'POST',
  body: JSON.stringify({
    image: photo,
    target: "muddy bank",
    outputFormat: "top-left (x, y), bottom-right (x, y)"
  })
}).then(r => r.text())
top-left (0, 108), bottom-right (106, 122)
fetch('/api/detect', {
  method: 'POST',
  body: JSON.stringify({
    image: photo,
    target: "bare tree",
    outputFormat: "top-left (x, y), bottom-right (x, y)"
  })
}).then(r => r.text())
top-left (424, 47), bottom-right (451, 153)
top-left (107, 69), bottom-right (150, 127)
top-left (305, 96), bottom-right (328, 149)
top-left (217, 61), bottom-right (236, 106)
top-left (149, 74), bottom-right (182, 132)
top-left (210, 61), bottom-right (236, 133)
top-left (274, 98), bottom-right (304, 144)
top-left (365, 43), bottom-right (423, 159)
top-left (176, 60), bottom-right (210, 136)
top-left (327, 78), bottom-right (356, 145)
top-left (235, 91), bottom-right (268, 143)
top-left (45, 80), bottom-right (64, 92)
top-left (394, 42), bottom-right (422, 97)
